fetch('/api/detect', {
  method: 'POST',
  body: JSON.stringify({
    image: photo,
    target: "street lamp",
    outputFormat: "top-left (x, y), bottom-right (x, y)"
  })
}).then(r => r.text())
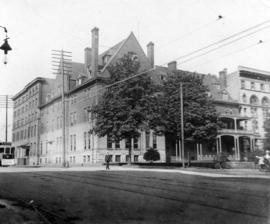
top-left (0, 26), bottom-right (12, 64)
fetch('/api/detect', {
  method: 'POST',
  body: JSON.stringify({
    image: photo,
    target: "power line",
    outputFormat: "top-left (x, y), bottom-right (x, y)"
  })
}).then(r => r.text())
top-left (60, 21), bottom-right (270, 107)
top-left (169, 19), bottom-right (270, 62)
top-left (178, 23), bottom-right (270, 65)
top-left (158, 15), bottom-right (224, 50)
top-left (190, 39), bottom-right (269, 69)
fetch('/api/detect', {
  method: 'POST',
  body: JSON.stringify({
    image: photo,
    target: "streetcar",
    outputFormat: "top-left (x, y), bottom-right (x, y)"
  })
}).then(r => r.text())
top-left (0, 142), bottom-right (15, 166)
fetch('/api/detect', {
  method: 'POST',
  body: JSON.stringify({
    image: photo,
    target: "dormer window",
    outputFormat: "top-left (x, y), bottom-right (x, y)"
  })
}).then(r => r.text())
top-left (103, 54), bottom-right (111, 65)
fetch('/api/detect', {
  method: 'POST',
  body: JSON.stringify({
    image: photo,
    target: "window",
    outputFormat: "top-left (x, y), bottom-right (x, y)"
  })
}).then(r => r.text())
top-left (241, 80), bottom-right (245, 89)
top-left (251, 82), bottom-right (255, 90)
top-left (134, 155), bottom-right (139, 162)
top-left (145, 131), bottom-right (150, 149)
top-left (242, 94), bottom-right (247, 103)
top-left (83, 155), bottom-right (86, 163)
top-left (115, 138), bottom-right (120, 149)
top-left (153, 133), bottom-right (157, 149)
top-left (125, 155), bottom-right (130, 162)
top-left (107, 135), bottom-right (112, 149)
top-left (70, 135), bottom-right (73, 151)
top-left (125, 138), bottom-right (131, 149)
top-left (115, 155), bottom-right (121, 162)
top-left (261, 83), bottom-right (264, 91)
top-left (133, 137), bottom-right (138, 149)
top-left (73, 135), bottom-right (76, 151)
top-left (84, 132), bottom-right (87, 150)
top-left (88, 132), bottom-right (91, 149)
top-left (87, 155), bottom-right (90, 162)
top-left (73, 156), bottom-right (75, 163)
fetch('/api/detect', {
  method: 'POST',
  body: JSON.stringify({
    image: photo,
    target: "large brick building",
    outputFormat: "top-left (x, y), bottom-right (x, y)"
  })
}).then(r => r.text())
top-left (12, 27), bottom-right (268, 166)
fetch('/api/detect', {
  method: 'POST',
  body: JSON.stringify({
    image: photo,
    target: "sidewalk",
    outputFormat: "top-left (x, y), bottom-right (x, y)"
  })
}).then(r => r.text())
top-left (1, 165), bottom-right (270, 179)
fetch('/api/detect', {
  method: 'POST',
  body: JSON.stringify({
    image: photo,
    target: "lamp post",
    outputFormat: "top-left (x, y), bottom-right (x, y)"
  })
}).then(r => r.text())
top-left (0, 26), bottom-right (12, 64)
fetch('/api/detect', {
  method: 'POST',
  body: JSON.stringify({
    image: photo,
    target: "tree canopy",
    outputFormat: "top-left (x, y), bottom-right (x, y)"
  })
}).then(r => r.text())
top-left (148, 70), bottom-right (221, 143)
top-left (92, 53), bottom-right (157, 161)
top-left (264, 118), bottom-right (270, 151)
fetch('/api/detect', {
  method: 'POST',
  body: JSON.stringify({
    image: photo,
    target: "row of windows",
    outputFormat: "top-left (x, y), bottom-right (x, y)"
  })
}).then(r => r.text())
top-left (241, 80), bottom-right (270, 92)
top-left (13, 125), bottom-right (37, 142)
top-left (240, 106), bottom-right (270, 119)
top-left (14, 85), bottom-right (39, 106)
top-left (40, 154), bottom-right (139, 165)
top-left (40, 116), bottom-right (63, 134)
top-left (14, 98), bottom-right (38, 117)
top-left (106, 132), bottom-right (157, 150)
top-left (13, 112), bottom-right (38, 129)
top-left (242, 94), bottom-right (270, 106)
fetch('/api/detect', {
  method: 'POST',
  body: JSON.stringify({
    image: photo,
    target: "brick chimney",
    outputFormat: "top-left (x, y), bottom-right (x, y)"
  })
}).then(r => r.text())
top-left (168, 61), bottom-right (177, 71)
top-left (91, 27), bottom-right (99, 77)
top-left (84, 47), bottom-right (91, 73)
top-left (147, 42), bottom-right (154, 68)
top-left (219, 68), bottom-right (227, 88)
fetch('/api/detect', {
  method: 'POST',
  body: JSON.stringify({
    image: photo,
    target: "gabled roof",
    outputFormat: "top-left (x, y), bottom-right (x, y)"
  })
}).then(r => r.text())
top-left (99, 39), bottom-right (126, 64)
top-left (100, 32), bottom-right (150, 73)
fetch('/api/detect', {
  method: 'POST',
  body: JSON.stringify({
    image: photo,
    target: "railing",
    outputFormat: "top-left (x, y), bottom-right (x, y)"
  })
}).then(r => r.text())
top-left (219, 129), bottom-right (254, 135)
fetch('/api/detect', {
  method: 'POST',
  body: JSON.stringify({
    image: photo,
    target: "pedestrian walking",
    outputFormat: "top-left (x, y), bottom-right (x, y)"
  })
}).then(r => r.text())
top-left (105, 153), bottom-right (111, 170)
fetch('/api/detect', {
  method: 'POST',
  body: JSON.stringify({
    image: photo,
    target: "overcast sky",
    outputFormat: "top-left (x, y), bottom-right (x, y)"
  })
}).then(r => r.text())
top-left (0, 0), bottom-right (270, 140)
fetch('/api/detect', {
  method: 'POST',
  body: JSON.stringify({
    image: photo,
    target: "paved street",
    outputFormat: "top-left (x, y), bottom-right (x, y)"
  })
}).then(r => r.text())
top-left (0, 167), bottom-right (269, 224)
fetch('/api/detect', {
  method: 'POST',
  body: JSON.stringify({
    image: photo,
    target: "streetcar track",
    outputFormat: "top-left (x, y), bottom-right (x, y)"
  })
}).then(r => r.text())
top-left (26, 171), bottom-right (269, 220)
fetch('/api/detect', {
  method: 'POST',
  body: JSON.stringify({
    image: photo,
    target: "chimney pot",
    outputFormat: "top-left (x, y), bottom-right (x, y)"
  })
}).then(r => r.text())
top-left (147, 42), bottom-right (154, 68)
top-left (168, 61), bottom-right (177, 71)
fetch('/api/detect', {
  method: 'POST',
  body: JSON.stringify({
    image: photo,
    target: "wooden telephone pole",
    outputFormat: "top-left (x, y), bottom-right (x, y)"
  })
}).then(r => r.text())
top-left (52, 50), bottom-right (72, 167)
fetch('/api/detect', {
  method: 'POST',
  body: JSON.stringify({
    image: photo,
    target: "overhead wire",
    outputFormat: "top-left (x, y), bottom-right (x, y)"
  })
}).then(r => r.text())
top-left (170, 19), bottom-right (270, 62)
top-left (158, 15), bottom-right (224, 50)
top-left (64, 19), bottom-right (270, 107)
top-left (189, 39), bottom-right (269, 69)
top-left (177, 23), bottom-right (270, 65)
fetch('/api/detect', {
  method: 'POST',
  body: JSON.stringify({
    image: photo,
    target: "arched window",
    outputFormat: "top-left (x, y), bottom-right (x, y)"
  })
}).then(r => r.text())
top-left (261, 96), bottom-right (269, 106)
top-left (250, 95), bottom-right (259, 105)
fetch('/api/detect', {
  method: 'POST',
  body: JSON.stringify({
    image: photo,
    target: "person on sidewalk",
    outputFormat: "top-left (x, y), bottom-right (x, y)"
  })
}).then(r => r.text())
top-left (105, 153), bottom-right (111, 170)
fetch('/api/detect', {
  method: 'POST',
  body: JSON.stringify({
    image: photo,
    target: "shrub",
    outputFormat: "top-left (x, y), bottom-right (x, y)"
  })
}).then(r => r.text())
top-left (245, 150), bottom-right (265, 162)
top-left (213, 152), bottom-right (229, 169)
top-left (143, 148), bottom-right (160, 162)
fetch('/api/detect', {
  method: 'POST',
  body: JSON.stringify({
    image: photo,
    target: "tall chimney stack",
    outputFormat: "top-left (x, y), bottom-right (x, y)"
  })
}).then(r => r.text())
top-left (84, 47), bottom-right (91, 72)
top-left (219, 68), bottom-right (227, 88)
top-left (91, 27), bottom-right (99, 77)
top-left (147, 42), bottom-right (154, 68)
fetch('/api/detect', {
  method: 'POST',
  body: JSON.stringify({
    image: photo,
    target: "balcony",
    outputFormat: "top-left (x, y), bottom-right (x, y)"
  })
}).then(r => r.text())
top-left (219, 128), bottom-right (255, 135)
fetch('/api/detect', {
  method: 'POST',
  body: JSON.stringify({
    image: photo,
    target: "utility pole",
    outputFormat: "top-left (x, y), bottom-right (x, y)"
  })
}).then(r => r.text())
top-left (52, 49), bottom-right (72, 167)
top-left (5, 95), bottom-right (8, 143)
top-left (180, 82), bottom-right (185, 168)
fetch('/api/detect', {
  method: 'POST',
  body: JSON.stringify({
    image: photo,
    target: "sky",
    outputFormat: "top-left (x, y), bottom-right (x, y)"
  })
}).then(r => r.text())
top-left (0, 0), bottom-right (270, 141)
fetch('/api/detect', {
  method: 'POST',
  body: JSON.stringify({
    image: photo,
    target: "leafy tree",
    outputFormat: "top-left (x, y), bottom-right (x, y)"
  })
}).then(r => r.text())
top-left (148, 71), bottom-right (221, 153)
top-left (92, 53), bottom-right (156, 163)
top-left (143, 148), bottom-right (160, 162)
top-left (264, 118), bottom-right (270, 151)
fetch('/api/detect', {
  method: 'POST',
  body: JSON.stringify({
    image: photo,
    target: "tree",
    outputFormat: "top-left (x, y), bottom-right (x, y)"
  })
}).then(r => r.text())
top-left (92, 53), bottom-right (156, 164)
top-left (143, 148), bottom-right (160, 162)
top-left (264, 118), bottom-right (270, 151)
top-left (148, 70), bottom-right (221, 154)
